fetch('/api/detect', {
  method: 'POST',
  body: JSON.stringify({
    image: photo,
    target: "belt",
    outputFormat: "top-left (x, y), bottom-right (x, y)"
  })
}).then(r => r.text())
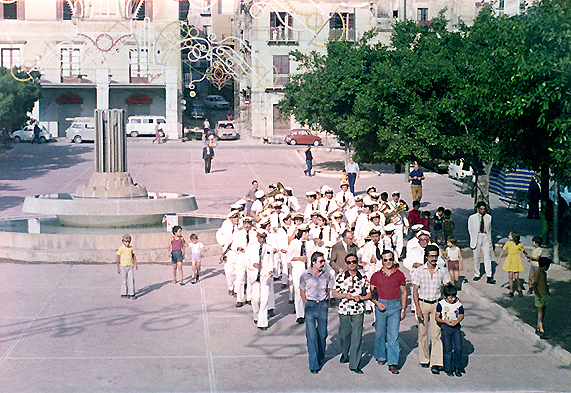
top-left (420, 298), bottom-right (438, 304)
top-left (308, 299), bottom-right (326, 303)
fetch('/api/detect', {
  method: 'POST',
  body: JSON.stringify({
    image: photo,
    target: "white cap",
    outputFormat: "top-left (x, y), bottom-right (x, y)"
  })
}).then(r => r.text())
top-left (255, 190), bottom-right (265, 198)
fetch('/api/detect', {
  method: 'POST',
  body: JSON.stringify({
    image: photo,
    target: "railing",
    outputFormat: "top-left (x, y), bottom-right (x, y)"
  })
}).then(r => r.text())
top-left (268, 28), bottom-right (299, 43)
top-left (273, 74), bottom-right (289, 86)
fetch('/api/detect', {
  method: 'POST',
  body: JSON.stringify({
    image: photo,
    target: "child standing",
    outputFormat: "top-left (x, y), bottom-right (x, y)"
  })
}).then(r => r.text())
top-left (497, 231), bottom-right (529, 297)
top-left (436, 284), bottom-right (465, 377)
top-left (443, 209), bottom-right (455, 240)
top-left (189, 233), bottom-right (204, 284)
top-left (526, 236), bottom-right (543, 294)
top-left (444, 236), bottom-right (463, 287)
top-left (169, 225), bottom-right (186, 285)
top-left (420, 211), bottom-right (431, 234)
top-left (340, 169), bottom-right (348, 184)
top-left (533, 257), bottom-right (552, 339)
top-left (431, 207), bottom-right (445, 245)
top-left (116, 234), bottom-right (138, 299)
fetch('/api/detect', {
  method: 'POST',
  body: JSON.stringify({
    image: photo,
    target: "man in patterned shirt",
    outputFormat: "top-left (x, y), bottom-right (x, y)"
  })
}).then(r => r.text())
top-left (332, 253), bottom-right (372, 374)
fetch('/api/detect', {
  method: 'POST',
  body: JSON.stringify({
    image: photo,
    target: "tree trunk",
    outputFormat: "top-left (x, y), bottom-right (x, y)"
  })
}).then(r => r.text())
top-left (473, 163), bottom-right (491, 212)
top-left (540, 165), bottom-right (550, 244)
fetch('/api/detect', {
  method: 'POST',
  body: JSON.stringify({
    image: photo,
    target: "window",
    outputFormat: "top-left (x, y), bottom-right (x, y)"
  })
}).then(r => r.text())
top-left (60, 47), bottom-right (81, 82)
top-left (273, 55), bottom-right (289, 86)
top-left (329, 12), bottom-right (355, 41)
top-left (1, 48), bottom-right (20, 69)
top-left (179, 0), bottom-right (189, 21)
top-left (129, 49), bottom-right (149, 83)
top-left (270, 12), bottom-right (293, 41)
top-left (417, 8), bottom-right (430, 26)
top-left (2, 1), bottom-right (17, 19)
top-left (393, 10), bottom-right (399, 18)
top-left (130, 0), bottom-right (146, 20)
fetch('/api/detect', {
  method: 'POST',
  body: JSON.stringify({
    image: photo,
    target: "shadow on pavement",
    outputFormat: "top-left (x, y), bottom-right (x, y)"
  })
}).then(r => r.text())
top-left (0, 144), bottom-right (91, 182)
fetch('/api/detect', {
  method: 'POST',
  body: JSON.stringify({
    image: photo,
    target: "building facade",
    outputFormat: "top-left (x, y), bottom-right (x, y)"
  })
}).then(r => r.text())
top-left (1, 0), bottom-right (184, 139)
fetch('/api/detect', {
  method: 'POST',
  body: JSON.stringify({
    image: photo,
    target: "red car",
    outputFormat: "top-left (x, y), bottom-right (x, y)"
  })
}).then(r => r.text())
top-left (284, 129), bottom-right (322, 146)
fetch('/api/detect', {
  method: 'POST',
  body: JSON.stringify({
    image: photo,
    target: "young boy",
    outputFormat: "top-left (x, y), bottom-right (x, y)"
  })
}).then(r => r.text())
top-left (431, 206), bottom-right (445, 245)
top-left (116, 234), bottom-right (138, 299)
top-left (420, 211), bottom-right (431, 234)
top-left (533, 257), bottom-right (552, 339)
top-left (443, 209), bottom-right (455, 240)
top-left (444, 236), bottom-right (463, 287)
top-left (436, 284), bottom-right (465, 377)
top-left (169, 225), bottom-right (186, 285)
top-left (527, 236), bottom-right (543, 294)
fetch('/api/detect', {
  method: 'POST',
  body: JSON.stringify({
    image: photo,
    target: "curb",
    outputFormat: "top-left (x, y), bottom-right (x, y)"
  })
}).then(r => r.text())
top-left (462, 282), bottom-right (571, 366)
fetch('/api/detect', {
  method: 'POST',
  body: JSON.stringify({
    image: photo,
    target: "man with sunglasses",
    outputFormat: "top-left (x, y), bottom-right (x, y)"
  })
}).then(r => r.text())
top-left (332, 253), bottom-right (372, 374)
top-left (370, 250), bottom-right (407, 374)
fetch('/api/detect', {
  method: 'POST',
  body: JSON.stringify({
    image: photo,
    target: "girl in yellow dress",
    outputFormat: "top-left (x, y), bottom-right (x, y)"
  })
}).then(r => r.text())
top-left (497, 231), bottom-right (529, 297)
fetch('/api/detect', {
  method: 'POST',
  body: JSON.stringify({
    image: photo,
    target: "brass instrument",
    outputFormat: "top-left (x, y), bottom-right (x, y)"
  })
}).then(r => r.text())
top-left (258, 182), bottom-right (288, 218)
top-left (384, 199), bottom-right (409, 225)
top-left (327, 200), bottom-right (349, 220)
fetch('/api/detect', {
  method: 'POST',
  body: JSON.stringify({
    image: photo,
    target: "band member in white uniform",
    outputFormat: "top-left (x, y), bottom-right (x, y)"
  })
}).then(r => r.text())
top-left (304, 191), bottom-right (320, 221)
top-left (216, 211), bottom-right (240, 296)
top-left (354, 203), bottom-right (374, 247)
top-left (248, 229), bottom-right (275, 330)
top-left (319, 186), bottom-right (339, 218)
top-left (233, 217), bottom-right (257, 307)
top-left (346, 195), bottom-right (364, 231)
top-left (250, 190), bottom-right (266, 222)
top-left (384, 191), bottom-right (409, 258)
top-left (285, 187), bottom-right (301, 213)
top-left (335, 181), bottom-right (355, 208)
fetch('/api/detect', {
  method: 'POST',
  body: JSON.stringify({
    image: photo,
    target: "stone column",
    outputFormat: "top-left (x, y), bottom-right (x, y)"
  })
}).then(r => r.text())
top-left (94, 109), bottom-right (127, 173)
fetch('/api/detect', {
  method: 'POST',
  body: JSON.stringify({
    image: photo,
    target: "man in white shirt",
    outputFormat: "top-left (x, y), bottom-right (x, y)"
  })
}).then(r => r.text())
top-left (336, 182), bottom-right (355, 209)
top-left (304, 191), bottom-right (320, 221)
top-left (319, 186), bottom-right (339, 218)
top-left (216, 211), bottom-right (240, 296)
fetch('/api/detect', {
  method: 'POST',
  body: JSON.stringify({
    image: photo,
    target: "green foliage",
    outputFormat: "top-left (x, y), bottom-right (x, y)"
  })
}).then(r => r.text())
top-left (279, 0), bottom-right (571, 185)
top-left (0, 67), bottom-right (42, 132)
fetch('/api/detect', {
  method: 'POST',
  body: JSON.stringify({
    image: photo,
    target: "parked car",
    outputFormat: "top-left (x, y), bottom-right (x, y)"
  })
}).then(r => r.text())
top-left (215, 120), bottom-right (239, 140)
top-left (190, 101), bottom-right (205, 119)
top-left (65, 117), bottom-right (95, 143)
top-left (126, 116), bottom-right (166, 138)
top-left (284, 129), bottom-right (322, 146)
top-left (448, 159), bottom-right (473, 179)
top-left (204, 95), bottom-right (230, 110)
top-left (12, 125), bottom-right (55, 143)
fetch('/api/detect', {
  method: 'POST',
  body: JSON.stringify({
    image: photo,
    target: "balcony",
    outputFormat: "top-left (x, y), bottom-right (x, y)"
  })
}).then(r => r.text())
top-left (267, 28), bottom-right (299, 46)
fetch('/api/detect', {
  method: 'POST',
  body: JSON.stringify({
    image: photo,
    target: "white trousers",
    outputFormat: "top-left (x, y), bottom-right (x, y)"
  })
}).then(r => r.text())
top-left (291, 260), bottom-right (306, 319)
top-left (473, 233), bottom-right (492, 278)
top-left (224, 251), bottom-right (237, 291)
top-left (252, 278), bottom-right (271, 328)
top-left (234, 254), bottom-right (248, 303)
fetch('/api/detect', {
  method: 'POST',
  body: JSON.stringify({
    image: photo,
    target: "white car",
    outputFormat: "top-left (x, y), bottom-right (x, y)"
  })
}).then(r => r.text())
top-left (448, 159), bottom-right (473, 179)
top-left (204, 95), bottom-right (230, 110)
top-left (12, 125), bottom-right (55, 143)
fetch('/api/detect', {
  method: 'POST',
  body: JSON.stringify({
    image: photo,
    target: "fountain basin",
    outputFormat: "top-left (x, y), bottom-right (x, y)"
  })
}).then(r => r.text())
top-left (22, 192), bottom-right (198, 227)
top-left (0, 215), bottom-right (224, 263)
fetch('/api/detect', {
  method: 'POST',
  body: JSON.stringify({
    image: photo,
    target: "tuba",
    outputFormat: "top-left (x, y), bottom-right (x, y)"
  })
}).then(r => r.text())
top-left (259, 182), bottom-right (288, 217)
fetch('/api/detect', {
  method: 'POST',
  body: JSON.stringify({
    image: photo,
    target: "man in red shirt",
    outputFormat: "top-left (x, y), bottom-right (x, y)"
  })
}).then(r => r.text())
top-left (370, 250), bottom-right (407, 374)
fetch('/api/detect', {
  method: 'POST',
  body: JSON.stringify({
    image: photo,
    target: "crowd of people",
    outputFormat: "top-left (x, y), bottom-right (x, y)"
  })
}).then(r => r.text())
top-left (212, 178), bottom-right (469, 375)
top-left (114, 168), bottom-right (554, 376)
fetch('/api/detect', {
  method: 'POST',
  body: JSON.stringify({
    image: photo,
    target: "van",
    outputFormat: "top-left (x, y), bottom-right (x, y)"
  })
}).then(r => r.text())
top-left (127, 116), bottom-right (166, 138)
top-left (65, 117), bottom-right (95, 143)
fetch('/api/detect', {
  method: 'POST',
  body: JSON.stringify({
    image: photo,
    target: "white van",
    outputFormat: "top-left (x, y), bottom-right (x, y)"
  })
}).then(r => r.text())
top-left (126, 116), bottom-right (166, 138)
top-left (65, 117), bottom-right (95, 143)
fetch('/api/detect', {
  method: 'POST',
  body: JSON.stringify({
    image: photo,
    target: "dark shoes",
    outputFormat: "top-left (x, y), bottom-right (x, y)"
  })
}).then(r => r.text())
top-left (340, 357), bottom-right (349, 364)
top-left (350, 368), bottom-right (363, 374)
top-left (268, 309), bottom-right (275, 317)
top-left (296, 317), bottom-right (305, 324)
top-left (236, 302), bottom-right (244, 308)
top-left (258, 326), bottom-right (267, 331)
top-left (245, 300), bottom-right (252, 305)
top-left (431, 366), bottom-right (440, 375)
top-left (486, 277), bottom-right (496, 284)
top-left (310, 369), bottom-right (319, 374)
top-left (388, 365), bottom-right (399, 374)
top-left (420, 363), bottom-right (429, 368)
top-left (473, 275), bottom-right (481, 282)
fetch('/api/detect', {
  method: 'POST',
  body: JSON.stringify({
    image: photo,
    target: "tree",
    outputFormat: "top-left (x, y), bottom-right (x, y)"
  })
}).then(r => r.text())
top-left (0, 67), bottom-right (42, 133)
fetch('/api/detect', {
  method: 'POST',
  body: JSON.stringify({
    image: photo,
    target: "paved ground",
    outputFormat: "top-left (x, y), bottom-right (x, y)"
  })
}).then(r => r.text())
top-left (1, 138), bottom-right (570, 392)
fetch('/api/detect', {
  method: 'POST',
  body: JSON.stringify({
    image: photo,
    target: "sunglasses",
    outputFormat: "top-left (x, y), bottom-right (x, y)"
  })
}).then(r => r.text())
top-left (346, 260), bottom-right (358, 265)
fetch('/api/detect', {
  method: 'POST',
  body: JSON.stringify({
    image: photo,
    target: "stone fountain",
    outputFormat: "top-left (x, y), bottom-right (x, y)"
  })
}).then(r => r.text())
top-left (22, 109), bottom-right (197, 227)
